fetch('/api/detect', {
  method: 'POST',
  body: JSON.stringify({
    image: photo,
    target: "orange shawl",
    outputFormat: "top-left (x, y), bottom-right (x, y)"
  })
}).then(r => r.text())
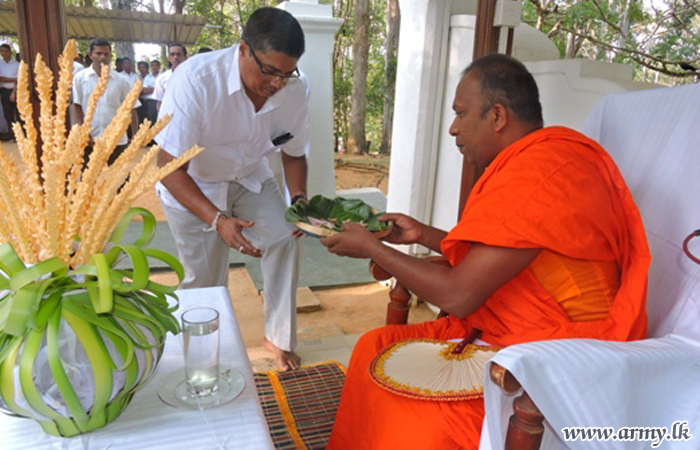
top-left (442, 126), bottom-right (650, 346)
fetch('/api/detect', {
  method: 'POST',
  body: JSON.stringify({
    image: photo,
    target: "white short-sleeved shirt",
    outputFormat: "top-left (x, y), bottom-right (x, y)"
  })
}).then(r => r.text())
top-left (153, 69), bottom-right (172, 102)
top-left (0, 58), bottom-right (19, 89)
top-left (155, 45), bottom-right (310, 211)
top-left (72, 61), bottom-right (85, 76)
top-left (141, 73), bottom-right (157, 100)
top-left (72, 66), bottom-right (140, 146)
top-left (147, 72), bottom-right (161, 100)
top-left (120, 71), bottom-right (140, 89)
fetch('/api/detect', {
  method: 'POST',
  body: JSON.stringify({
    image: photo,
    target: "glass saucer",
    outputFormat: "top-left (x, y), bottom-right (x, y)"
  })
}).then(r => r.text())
top-left (157, 366), bottom-right (245, 410)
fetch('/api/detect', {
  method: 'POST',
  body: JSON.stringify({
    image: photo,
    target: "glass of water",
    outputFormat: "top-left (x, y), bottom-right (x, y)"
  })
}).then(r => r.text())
top-left (182, 307), bottom-right (220, 397)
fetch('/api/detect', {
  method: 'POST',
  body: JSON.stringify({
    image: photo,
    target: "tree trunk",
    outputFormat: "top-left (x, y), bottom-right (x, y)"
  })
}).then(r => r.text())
top-left (110, 0), bottom-right (134, 60)
top-left (379, 0), bottom-right (399, 155)
top-left (348, 0), bottom-right (370, 155)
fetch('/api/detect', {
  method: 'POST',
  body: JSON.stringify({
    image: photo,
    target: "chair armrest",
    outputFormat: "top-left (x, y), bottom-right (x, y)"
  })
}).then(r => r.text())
top-left (490, 363), bottom-right (545, 450)
top-left (369, 256), bottom-right (451, 325)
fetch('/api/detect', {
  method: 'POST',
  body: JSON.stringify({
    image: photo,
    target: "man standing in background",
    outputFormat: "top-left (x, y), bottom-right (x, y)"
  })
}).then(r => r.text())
top-left (120, 57), bottom-right (139, 88)
top-left (154, 43), bottom-right (187, 109)
top-left (73, 38), bottom-right (139, 165)
top-left (0, 44), bottom-right (19, 141)
top-left (136, 61), bottom-right (154, 125)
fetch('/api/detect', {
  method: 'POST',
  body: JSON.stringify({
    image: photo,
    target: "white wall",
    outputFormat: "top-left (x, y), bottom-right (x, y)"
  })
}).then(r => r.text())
top-left (276, 0), bottom-right (342, 199)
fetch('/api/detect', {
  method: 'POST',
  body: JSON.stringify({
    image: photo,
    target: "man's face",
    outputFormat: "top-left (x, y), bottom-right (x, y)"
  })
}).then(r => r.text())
top-left (0, 47), bottom-right (11, 62)
top-left (151, 61), bottom-right (160, 74)
top-left (123, 59), bottom-right (133, 73)
top-left (138, 63), bottom-right (148, 77)
top-left (89, 46), bottom-right (112, 74)
top-left (239, 41), bottom-right (299, 101)
top-left (168, 47), bottom-right (187, 70)
top-left (449, 71), bottom-right (496, 169)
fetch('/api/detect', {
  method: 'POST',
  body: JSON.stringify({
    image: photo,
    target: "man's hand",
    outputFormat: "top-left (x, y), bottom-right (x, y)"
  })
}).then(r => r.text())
top-left (379, 213), bottom-right (424, 245)
top-left (217, 216), bottom-right (262, 257)
top-left (320, 222), bottom-right (381, 259)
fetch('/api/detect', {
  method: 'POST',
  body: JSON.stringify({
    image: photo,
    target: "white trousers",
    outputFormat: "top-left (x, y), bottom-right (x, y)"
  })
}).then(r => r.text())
top-left (161, 178), bottom-right (300, 351)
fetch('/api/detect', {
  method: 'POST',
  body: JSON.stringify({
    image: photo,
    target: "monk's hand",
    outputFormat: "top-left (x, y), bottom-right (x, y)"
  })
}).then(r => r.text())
top-left (320, 222), bottom-right (380, 258)
top-left (217, 216), bottom-right (262, 258)
top-left (380, 213), bottom-right (423, 245)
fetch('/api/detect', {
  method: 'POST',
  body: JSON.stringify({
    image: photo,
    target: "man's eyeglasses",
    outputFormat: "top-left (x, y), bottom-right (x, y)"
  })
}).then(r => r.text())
top-left (249, 47), bottom-right (300, 81)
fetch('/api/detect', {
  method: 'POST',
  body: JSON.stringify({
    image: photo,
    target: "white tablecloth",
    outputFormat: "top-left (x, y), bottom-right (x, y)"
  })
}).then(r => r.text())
top-left (0, 287), bottom-right (274, 450)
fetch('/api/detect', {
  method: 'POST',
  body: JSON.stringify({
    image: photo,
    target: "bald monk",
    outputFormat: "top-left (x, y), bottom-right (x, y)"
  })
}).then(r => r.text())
top-left (320, 54), bottom-right (650, 449)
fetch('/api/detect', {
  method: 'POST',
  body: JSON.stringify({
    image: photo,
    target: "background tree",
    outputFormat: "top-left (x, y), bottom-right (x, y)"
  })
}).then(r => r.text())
top-left (347, 0), bottom-right (370, 155)
top-left (523, 0), bottom-right (700, 84)
top-left (379, 0), bottom-right (399, 155)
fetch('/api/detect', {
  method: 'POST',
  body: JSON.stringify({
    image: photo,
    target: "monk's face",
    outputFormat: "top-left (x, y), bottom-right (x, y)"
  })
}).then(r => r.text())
top-left (449, 72), bottom-right (497, 169)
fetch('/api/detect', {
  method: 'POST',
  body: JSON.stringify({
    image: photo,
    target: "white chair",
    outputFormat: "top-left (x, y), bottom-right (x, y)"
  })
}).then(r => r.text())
top-left (481, 84), bottom-right (700, 450)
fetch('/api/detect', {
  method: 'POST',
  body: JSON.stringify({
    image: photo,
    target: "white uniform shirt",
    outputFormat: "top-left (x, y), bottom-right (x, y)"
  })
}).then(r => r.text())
top-left (148, 72), bottom-right (161, 100)
top-left (142, 73), bottom-right (157, 100)
top-left (120, 71), bottom-right (140, 89)
top-left (153, 69), bottom-right (172, 102)
top-left (0, 58), bottom-right (19, 89)
top-left (72, 66), bottom-right (140, 146)
top-left (155, 45), bottom-right (310, 211)
top-left (72, 61), bottom-right (85, 76)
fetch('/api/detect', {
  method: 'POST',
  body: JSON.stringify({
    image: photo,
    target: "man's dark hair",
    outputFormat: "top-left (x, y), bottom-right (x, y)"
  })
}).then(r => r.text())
top-left (137, 61), bottom-right (148, 70)
top-left (0, 44), bottom-right (11, 52)
top-left (241, 7), bottom-right (305, 58)
top-left (89, 38), bottom-right (111, 53)
top-left (198, 47), bottom-right (213, 54)
top-left (464, 54), bottom-right (543, 127)
top-left (122, 57), bottom-right (132, 63)
top-left (168, 43), bottom-right (187, 56)
top-left (151, 60), bottom-right (161, 66)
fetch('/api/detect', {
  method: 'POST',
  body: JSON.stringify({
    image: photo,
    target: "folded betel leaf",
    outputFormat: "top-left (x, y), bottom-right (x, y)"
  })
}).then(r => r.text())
top-left (285, 195), bottom-right (391, 237)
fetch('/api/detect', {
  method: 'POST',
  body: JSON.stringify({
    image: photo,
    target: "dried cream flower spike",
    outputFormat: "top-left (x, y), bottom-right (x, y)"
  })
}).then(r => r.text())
top-left (0, 40), bottom-right (202, 267)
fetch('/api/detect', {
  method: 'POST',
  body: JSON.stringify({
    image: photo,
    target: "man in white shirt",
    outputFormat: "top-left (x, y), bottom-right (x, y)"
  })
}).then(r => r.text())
top-left (120, 57), bottom-right (139, 88)
top-left (72, 38), bottom-right (139, 165)
top-left (148, 60), bottom-right (161, 124)
top-left (154, 43), bottom-right (187, 110)
top-left (0, 44), bottom-right (19, 141)
top-left (137, 60), bottom-right (155, 125)
top-left (156, 8), bottom-right (309, 371)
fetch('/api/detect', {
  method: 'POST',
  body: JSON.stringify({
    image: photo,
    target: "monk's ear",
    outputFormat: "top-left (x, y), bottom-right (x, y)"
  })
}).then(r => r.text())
top-left (491, 103), bottom-right (508, 133)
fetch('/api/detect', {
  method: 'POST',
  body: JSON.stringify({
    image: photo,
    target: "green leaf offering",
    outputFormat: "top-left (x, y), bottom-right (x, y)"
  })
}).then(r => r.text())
top-left (285, 195), bottom-right (390, 232)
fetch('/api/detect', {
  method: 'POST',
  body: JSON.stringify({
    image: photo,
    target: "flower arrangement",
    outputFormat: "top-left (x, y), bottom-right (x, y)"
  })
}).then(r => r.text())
top-left (0, 40), bottom-right (202, 436)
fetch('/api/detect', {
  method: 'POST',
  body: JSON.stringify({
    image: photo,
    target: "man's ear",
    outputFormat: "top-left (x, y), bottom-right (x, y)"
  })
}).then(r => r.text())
top-left (491, 103), bottom-right (508, 133)
top-left (239, 41), bottom-right (248, 56)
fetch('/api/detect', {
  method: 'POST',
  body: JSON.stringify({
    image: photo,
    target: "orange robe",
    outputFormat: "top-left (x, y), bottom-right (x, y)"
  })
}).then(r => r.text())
top-left (326, 127), bottom-right (650, 450)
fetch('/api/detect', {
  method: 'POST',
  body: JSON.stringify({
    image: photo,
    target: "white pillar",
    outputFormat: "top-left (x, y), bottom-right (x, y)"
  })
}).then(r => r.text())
top-left (430, 15), bottom-right (476, 232)
top-left (278, 0), bottom-right (343, 198)
top-left (386, 0), bottom-right (451, 253)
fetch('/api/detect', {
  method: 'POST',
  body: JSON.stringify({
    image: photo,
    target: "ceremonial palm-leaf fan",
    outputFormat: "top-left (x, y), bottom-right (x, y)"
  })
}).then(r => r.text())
top-left (369, 329), bottom-right (501, 401)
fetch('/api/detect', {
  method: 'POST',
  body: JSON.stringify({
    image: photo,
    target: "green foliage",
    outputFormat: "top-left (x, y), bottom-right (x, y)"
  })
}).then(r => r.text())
top-left (285, 195), bottom-right (389, 232)
top-left (522, 0), bottom-right (699, 85)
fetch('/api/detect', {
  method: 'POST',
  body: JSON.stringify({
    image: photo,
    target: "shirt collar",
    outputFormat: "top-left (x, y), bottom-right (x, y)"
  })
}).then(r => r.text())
top-left (88, 65), bottom-right (118, 79)
top-left (227, 45), bottom-right (243, 96)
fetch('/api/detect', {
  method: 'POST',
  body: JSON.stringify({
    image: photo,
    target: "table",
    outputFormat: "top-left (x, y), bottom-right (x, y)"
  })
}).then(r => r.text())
top-left (0, 287), bottom-right (274, 450)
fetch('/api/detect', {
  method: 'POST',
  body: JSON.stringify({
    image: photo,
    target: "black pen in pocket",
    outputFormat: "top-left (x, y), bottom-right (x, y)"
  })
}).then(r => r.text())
top-left (272, 132), bottom-right (294, 146)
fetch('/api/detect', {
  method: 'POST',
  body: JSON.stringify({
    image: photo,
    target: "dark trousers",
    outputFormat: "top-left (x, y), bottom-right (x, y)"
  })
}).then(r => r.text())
top-left (0, 87), bottom-right (17, 139)
top-left (146, 99), bottom-right (159, 124)
top-left (137, 101), bottom-right (149, 125)
top-left (83, 143), bottom-right (129, 169)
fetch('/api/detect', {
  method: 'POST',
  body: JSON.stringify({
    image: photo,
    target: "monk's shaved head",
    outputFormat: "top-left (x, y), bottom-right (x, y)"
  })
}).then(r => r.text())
top-left (463, 54), bottom-right (543, 128)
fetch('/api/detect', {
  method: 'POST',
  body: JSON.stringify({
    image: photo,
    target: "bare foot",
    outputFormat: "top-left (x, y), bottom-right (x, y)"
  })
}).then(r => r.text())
top-left (262, 338), bottom-right (301, 371)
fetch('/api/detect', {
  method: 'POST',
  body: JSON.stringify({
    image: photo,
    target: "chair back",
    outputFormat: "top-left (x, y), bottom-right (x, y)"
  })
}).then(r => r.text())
top-left (582, 84), bottom-right (700, 338)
